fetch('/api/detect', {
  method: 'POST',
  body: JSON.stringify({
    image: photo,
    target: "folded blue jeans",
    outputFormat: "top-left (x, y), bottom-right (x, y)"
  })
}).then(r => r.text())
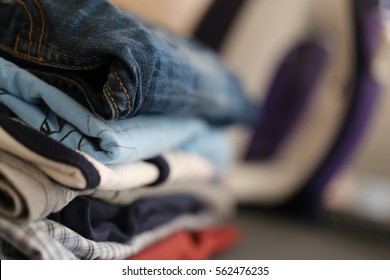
top-left (0, 0), bottom-right (257, 125)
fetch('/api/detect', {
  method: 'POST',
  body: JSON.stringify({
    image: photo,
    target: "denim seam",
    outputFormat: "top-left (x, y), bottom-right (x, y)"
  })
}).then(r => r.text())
top-left (13, 0), bottom-right (34, 59)
top-left (103, 85), bottom-right (119, 119)
top-left (13, 34), bottom-right (42, 63)
top-left (17, 39), bottom-right (104, 61)
top-left (39, 61), bottom-right (106, 70)
top-left (113, 70), bottom-right (132, 117)
top-left (32, 0), bottom-right (45, 59)
top-left (8, 0), bottom-right (104, 67)
top-left (13, 0), bottom-right (44, 61)
top-left (5, 40), bottom-right (106, 69)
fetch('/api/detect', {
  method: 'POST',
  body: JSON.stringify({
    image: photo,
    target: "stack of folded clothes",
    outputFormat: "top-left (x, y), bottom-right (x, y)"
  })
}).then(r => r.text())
top-left (0, 0), bottom-right (257, 260)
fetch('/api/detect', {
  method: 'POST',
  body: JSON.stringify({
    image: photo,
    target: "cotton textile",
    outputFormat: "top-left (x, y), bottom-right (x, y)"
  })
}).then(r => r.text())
top-left (0, 214), bottom-right (220, 259)
top-left (47, 195), bottom-right (205, 242)
top-left (129, 226), bottom-right (241, 260)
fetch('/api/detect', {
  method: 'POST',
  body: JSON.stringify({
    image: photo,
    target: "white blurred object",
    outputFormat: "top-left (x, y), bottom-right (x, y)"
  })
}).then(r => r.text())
top-left (324, 171), bottom-right (390, 224)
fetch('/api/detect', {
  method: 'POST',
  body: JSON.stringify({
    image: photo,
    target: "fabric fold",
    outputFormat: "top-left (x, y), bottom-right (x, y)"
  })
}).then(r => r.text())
top-left (0, 58), bottom-right (232, 171)
top-left (47, 195), bottom-right (205, 242)
top-left (129, 226), bottom-right (241, 260)
top-left (0, 149), bottom-right (91, 222)
top-left (0, 214), bottom-right (221, 260)
top-left (0, 148), bottom-right (231, 223)
top-left (0, 109), bottom-right (218, 191)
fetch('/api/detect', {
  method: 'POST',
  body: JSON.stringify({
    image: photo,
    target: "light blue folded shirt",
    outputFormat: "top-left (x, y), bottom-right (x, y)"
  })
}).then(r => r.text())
top-left (0, 58), bottom-right (232, 172)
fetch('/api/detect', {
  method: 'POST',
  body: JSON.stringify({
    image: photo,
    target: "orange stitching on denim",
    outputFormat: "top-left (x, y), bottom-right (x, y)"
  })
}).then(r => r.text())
top-left (14, 0), bottom-right (34, 59)
top-left (12, 47), bottom-right (44, 61)
top-left (43, 60), bottom-right (105, 69)
top-left (113, 71), bottom-right (132, 116)
top-left (6, 50), bottom-right (103, 69)
top-left (5, 44), bottom-right (104, 69)
top-left (103, 85), bottom-right (119, 119)
top-left (13, 34), bottom-right (21, 53)
top-left (40, 45), bottom-right (102, 60)
top-left (33, 0), bottom-right (45, 59)
top-left (13, 35), bottom-right (44, 62)
top-left (11, 0), bottom-right (102, 64)
top-left (7, 0), bottom-right (107, 68)
top-left (17, 39), bottom-right (103, 61)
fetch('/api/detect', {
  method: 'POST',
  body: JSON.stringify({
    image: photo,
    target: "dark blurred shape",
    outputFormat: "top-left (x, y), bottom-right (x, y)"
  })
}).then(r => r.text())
top-left (193, 0), bottom-right (248, 50)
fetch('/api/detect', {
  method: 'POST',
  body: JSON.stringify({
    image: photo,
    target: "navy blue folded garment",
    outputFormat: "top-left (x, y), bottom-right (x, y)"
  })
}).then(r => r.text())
top-left (144, 157), bottom-right (170, 187)
top-left (48, 195), bottom-right (204, 243)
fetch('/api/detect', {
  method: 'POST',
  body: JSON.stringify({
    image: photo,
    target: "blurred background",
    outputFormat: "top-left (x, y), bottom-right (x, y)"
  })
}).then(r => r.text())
top-left (110, 0), bottom-right (390, 259)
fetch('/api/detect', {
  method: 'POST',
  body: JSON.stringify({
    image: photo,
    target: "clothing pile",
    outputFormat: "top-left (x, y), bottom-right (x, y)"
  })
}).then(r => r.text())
top-left (0, 0), bottom-right (257, 260)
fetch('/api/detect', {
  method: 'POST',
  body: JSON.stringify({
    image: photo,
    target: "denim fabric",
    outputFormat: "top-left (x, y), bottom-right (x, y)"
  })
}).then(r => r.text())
top-left (0, 57), bottom-right (232, 170)
top-left (0, 0), bottom-right (257, 125)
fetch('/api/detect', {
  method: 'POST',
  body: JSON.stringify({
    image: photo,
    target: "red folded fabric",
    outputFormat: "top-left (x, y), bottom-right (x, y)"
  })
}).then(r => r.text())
top-left (128, 225), bottom-right (241, 260)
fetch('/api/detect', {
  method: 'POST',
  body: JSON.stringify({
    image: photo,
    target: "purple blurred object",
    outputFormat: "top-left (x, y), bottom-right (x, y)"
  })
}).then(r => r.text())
top-left (245, 41), bottom-right (329, 160)
top-left (281, 1), bottom-right (382, 216)
top-left (245, 0), bottom-right (382, 216)
top-left (282, 73), bottom-right (380, 216)
top-left (363, 9), bottom-right (383, 59)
